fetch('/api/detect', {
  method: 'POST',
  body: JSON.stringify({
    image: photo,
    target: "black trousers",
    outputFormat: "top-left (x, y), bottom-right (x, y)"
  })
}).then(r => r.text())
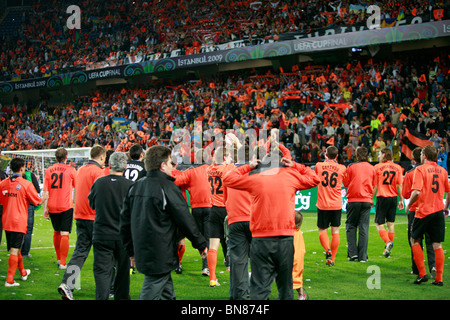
top-left (407, 212), bottom-right (435, 274)
top-left (250, 236), bottom-right (294, 300)
top-left (192, 207), bottom-right (211, 269)
top-left (345, 202), bottom-right (371, 261)
top-left (61, 219), bottom-right (93, 287)
top-left (228, 221), bottom-right (252, 300)
top-left (93, 239), bottom-right (130, 300)
top-left (139, 272), bottom-right (176, 300)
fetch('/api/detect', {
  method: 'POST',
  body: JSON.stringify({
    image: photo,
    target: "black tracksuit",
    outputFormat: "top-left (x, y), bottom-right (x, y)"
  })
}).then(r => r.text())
top-left (120, 170), bottom-right (207, 299)
top-left (89, 174), bottom-right (133, 300)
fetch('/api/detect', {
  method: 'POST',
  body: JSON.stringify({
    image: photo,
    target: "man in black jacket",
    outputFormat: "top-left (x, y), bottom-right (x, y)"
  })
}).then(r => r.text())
top-left (89, 152), bottom-right (133, 300)
top-left (120, 145), bottom-right (208, 300)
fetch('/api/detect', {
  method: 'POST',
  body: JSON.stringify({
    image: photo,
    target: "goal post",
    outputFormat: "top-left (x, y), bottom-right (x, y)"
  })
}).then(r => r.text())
top-left (1, 147), bottom-right (91, 186)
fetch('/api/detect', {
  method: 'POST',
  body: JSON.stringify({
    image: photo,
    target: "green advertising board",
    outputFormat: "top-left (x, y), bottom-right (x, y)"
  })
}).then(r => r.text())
top-left (294, 187), bottom-right (407, 214)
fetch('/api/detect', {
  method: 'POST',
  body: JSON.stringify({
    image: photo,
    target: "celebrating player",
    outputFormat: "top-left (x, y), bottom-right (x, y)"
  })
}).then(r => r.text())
top-left (43, 147), bottom-right (77, 270)
top-left (314, 146), bottom-right (347, 266)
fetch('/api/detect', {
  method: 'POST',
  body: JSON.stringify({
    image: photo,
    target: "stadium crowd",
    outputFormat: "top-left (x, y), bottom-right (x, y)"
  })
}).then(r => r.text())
top-left (0, 0), bottom-right (448, 81)
top-left (0, 0), bottom-right (449, 303)
top-left (0, 49), bottom-right (449, 171)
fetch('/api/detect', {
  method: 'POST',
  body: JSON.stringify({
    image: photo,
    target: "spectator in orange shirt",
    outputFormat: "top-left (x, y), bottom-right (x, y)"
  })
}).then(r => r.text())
top-left (406, 145), bottom-right (450, 286)
top-left (43, 147), bottom-right (77, 270)
top-left (343, 146), bottom-right (376, 262)
top-left (373, 147), bottom-right (404, 258)
top-left (314, 146), bottom-right (347, 266)
top-left (58, 145), bottom-right (106, 300)
top-left (1, 157), bottom-right (43, 287)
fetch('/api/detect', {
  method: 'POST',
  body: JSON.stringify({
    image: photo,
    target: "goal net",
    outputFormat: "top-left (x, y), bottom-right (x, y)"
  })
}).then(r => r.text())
top-left (1, 148), bottom-right (91, 187)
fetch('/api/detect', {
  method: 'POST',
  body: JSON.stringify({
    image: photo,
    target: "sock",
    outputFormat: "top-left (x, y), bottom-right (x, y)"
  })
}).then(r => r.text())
top-left (17, 253), bottom-right (26, 276)
top-left (53, 232), bottom-right (61, 261)
top-left (207, 249), bottom-right (218, 281)
top-left (60, 235), bottom-right (70, 266)
top-left (331, 233), bottom-right (340, 262)
top-left (434, 248), bottom-right (444, 282)
top-left (319, 231), bottom-right (330, 251)
top-left (178, 244), bottom-right (185, 264)
top-left (378, 229), bottom-right (390, 244)
top-left (412, 244), bottom-right (427, 277)
top-left (388, 232), bottom-right (395, 242)
top-left (7, 254), bottom-right (18, 284)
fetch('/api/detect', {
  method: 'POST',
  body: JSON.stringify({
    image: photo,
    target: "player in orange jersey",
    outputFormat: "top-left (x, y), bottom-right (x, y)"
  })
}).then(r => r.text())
top-left (406, 145), bottom-right (450, 286)
top-left (1, 157), bottom-right (43, 287)
top-left (314, 146), bottom-right (347, 266)
top-left (170, 156), bottom-right (189, 275)
top-left (402, 147), bottom-right (435, 277)
top-left (373, 147), bottom-right (404, 257)
top-left (174, 149), bottom-right (212, 276)
top-left (43, 148), bottom-right (77, 270)
top-left (206, 146), bottom-right (235, 287)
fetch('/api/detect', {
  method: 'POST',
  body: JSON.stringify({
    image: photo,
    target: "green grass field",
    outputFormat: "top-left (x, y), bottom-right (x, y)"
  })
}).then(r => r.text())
top-left (0, 209), bottom-right (449, 301)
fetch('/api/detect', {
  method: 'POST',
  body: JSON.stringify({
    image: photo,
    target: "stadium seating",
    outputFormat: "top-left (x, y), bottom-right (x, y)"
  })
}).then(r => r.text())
top-left (0, 0), bottom-right (447, 81)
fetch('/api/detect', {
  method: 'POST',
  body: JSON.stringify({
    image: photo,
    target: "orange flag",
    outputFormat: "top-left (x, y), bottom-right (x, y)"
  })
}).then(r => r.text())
top-left (326, 137), bottom-right (335, 145)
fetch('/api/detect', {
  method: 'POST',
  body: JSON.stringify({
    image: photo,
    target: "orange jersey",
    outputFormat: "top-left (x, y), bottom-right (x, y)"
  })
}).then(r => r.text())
top-left (207, 163), bottom-right (235, 207)
top-left (315, 160), bottom-right (347, 210)
top-left (374, 161), bottom-right (403, 197)
top-left (171, 168), bottom-right (187, 201)
top-left (174, 164), bottom-right (211, 208)
top-left (0, 176), bottom-right (41, 234)
top-left (224, 174), bottom-right (252, 225)
top-left (343, 161), bottom-right (376, 203)
top-left (292, 228), bottom-right (305, 290)
top-left (44, 163), bottom-right (76, 213)
top-left (411, 161), bottom-right (450, 218)
top-left (223, 163), bottom-right (320, 237)
top-left (74, 161), bottom-right (105, 220)
top-left (402, 166), bottom-right (419, 213)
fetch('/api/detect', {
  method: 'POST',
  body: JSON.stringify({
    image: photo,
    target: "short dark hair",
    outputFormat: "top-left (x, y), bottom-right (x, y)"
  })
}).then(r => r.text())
top-left (380, 147), bottom-right (393, 161)
top-left (412, 147), bottom-right (422, 163)
top-left (90, 145), bottom-right (106, 160)
top-left (326, 146), bottom-right (339, 160)
top-left (129, 144), bottom-right (144, 160)
top-left (55, 147), bottom-right (68, 162)
top-left (145, 145), bottom-right (172, 171)
top-left (295, 210), bottom-right (303, 229)
top-left (422, 145), bottom-right (438, 162)
top-left (356, 146), bottom-right (369, 161)
top-left (105, 149), bottom-right (115, 166)
top-left (10, 157), bottom-right (25, 173)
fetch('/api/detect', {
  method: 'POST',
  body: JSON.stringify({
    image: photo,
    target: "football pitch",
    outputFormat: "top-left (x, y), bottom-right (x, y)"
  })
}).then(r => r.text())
top-left (0, 208), bottom-right (448, 301)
